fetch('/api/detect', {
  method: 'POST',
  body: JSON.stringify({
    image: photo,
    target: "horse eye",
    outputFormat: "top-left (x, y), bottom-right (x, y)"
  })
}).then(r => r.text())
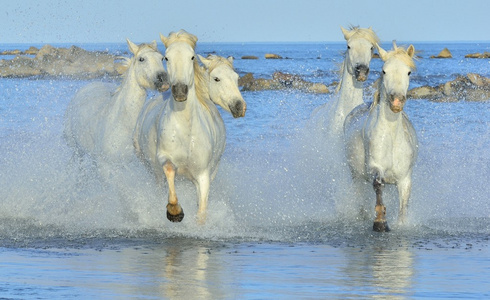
top-left (139, 57), bottom-right (145, 62)
top-left (214, 77), bottom-right (220, 82)
top-left (408, 71), bottom-right (412, 76)
top-left (382, 70), bottom-right (386, 74)
top-left (191, 56), bottom-right (195, 60)
top-left (347, 45), bottom-right (351, 50)
top-left (164, 57), bottom-right (168, 61)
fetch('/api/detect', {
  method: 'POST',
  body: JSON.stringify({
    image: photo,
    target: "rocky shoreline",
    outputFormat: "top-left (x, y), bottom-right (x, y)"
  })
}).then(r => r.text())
top-left (0, 44), bottom-right (123, 78)
top-left (1, 45), bottom-right (489, 101)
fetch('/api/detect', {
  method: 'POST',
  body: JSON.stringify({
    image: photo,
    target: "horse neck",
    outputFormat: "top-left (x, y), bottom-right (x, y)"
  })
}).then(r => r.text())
top-left (113, 70), bottom-right (147, 123)
top-left (337, 60), bottom-right (364, 116)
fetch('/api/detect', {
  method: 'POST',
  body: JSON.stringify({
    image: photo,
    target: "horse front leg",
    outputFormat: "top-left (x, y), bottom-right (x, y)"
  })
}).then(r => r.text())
top-left (373, 175), bottom-right (390, 232)
top-left (163, 161), bottom-right (184, 222)
top-left (195, 173), bottom-right (210, 225)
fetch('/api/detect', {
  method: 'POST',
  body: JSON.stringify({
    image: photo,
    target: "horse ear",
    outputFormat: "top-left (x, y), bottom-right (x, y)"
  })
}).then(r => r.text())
top-left (376, 43), bottom-right (388, 61)
top-left (407, 44), bottom-right (415, 58)
top-left (127, 39), bottom-right (138, 55)
top-left (227, 56), bottom-right (234, 64)
top-left (160, 33), bottom-right (169, 48)
top-left (341, 26), bottom-right (352, 41)
top-left (392, 40), bottom-right (398, 50)
top-left (151, 40), bottom-right (158, 50)
top-left (198, 54), bottom-right (211, 68)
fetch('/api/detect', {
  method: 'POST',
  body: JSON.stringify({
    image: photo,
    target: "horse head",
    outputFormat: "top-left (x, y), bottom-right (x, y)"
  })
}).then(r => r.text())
top-left (377, 41), bottom-right (416, 113)
top-left (341, 26), bottom-right (380, 82)
top-left (198, 54), bottom-right (246, 118)
top-left (160, 30), bottom-right (198, 102)
top-left (126, 39), bottom-right (169, 92)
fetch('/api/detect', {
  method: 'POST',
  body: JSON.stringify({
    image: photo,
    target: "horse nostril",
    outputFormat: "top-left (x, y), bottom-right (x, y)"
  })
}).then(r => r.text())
top-left (171, 83), bottom-right (188, 101)
top-left (230, 100), bottom-right (246, 118)
top-left (156, 73), bottom-right (169, 91)
top-left (157, 72), bottom-right (168, 84)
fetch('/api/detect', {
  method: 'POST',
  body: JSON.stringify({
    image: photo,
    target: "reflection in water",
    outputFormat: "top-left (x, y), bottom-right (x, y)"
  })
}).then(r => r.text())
top-left (163, 244), bottom-right (213, 299)
top-left (117, 240), bottom-right (227, 299)
top-left (342, 237), bottom-right (414, 299)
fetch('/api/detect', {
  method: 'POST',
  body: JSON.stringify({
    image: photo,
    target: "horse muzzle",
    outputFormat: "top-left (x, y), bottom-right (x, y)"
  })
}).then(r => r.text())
top-left (156, 72), bottom-right (170, 92)
top-left (354, 64), bottom-right (369, 82)
top-left (229, 99), bottom-right (247, 118)
top-left (171, 83), bottom-right (188, 102)
top-left (389, 94), bottom-right (406, 113)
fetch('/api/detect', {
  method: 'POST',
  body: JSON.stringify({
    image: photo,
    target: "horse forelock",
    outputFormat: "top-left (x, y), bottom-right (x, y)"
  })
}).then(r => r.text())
top-left (204, 55), bottom-right (234, 73)
top-left (347, 26), bottom-right (380, 45)
top-left (383, 47), bottom-right (416, 70)
top-left (165, 30), bottom-right (198, 49)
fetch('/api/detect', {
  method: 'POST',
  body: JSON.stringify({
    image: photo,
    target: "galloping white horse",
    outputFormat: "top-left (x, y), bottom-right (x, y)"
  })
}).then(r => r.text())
top-left (64, 40), bottom-right (168, 163)
top-left (344, 42), bottom-right (417, 232)
top-left (133, 31), bottom-right (246, 223)
top-left (329, 26), bottom-right (380, 135)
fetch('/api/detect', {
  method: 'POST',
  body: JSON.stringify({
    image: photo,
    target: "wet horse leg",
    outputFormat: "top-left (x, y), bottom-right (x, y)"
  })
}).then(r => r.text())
top-left (163, 161), bottom-right (184, 222)
top-left (195, 173), bottom-right (210, 225)
top-left (373, 176), bottom-right (390, 232)
top-left (396, 175), bottom-right (412, 225)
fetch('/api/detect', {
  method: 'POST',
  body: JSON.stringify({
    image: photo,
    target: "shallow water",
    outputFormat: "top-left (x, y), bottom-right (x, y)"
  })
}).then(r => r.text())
top-left (0, 42), bottom-right (489, 298)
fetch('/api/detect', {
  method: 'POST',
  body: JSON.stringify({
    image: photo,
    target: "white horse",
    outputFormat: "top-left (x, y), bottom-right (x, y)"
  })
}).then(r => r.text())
top-left (133, 30), bottom-right (246, 223)
top-left (329, 26), bottom-right (380, 135)
top-left (64, 39), bottom-right (168, 164)
top-left (344, 42), bottom-right (417, 232)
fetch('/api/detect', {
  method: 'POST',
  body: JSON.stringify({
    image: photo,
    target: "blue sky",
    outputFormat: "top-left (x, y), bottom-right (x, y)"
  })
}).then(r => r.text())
top-left (1, 0), bottom-right (488, 44)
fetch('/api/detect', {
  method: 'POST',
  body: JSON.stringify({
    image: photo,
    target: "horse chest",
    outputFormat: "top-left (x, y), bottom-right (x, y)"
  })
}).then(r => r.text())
top-left (367, 125), bottom-right (413, 180)
top-left (160, 113), bottom-right (224, 173)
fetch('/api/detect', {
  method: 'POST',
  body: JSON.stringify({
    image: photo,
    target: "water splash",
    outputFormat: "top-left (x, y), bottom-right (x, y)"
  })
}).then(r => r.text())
top-left (0, 79), bottom-right (489, 248)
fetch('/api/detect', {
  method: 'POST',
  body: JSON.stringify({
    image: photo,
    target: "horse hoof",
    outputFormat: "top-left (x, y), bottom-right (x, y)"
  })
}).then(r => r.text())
top-left (373, 221), bottom-right (390, 232)
top-left (167, 209), bottom-right (184, 222)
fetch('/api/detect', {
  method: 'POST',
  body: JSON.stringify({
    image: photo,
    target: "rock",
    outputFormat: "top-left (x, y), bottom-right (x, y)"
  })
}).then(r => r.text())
top-left (241, 76), bottom-right (282, 91)
top-left (238, 73), bottom-right (254, 87)
top-left (408, 73), bottom-right (490, 102)
top-left (265, 53), bottom-right (282, 59)
top-left (24, 46), bottom-right (39, 55)
top-left (430, 48), bottom-right (452, 58)
top-left (0, 49), bottom-right (22, 55)
top-left (241, 55), bottom-right (259, 60)
top-left (272, 71), bottom-right (302, 86)
top-left (307, 83), bottom-right (330, 94)
top-left (467, 73), bottom-right (490, 88)
top-left (407, 85), bottom-right (441, 100)
top-left (465, 52), bottom-right (490, 59)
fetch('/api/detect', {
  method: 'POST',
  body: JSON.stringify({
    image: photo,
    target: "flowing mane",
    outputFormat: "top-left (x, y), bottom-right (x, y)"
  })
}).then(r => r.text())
top-left (194, 58), bottom-right (210, 111)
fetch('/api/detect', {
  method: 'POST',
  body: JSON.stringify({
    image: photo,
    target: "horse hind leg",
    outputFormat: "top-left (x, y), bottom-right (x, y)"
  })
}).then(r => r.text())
top-left (163, 161), bottom-right (184, 222)
top-left (373, 176), bottom-right (390, 232)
